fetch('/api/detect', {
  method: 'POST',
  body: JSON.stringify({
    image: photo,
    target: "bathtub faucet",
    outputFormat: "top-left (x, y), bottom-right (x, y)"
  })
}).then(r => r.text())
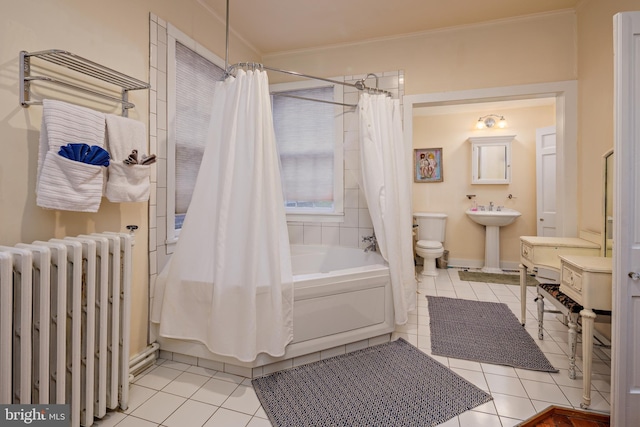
top-left (362, 234), bottom-right (378, 253)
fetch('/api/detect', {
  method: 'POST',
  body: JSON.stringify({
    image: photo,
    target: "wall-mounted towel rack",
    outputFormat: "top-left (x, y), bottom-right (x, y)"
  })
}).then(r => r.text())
top-left (20, 49), bottom-right (150, 117)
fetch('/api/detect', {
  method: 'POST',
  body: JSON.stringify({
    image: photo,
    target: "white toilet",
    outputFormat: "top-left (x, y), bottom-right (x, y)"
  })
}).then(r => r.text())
top-left (414, 212), bottom-right (447, 277)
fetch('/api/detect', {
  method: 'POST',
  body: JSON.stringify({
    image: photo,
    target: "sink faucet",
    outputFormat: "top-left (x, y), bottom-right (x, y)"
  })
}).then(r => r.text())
top-left (489, 201), bottom-right (494, 211)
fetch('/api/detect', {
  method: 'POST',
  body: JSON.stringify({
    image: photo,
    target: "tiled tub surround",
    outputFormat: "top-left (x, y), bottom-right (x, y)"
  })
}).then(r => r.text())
top-left (99, 269), bottom-right (610, 427)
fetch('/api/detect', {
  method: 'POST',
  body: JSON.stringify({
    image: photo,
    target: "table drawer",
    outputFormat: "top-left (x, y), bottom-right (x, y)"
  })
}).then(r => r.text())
top-left (562, 265), bottom-right (582, 293)
top-left (521, 242), bottom-right (533, 263)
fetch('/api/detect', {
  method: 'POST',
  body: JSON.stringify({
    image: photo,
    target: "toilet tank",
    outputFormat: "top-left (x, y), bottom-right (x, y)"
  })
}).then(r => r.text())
top-left (414, 212), bottom-right (447, 242)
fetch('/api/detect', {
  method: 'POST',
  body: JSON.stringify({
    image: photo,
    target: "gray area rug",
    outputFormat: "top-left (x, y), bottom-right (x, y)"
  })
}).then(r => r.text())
top-left (427, 296), bottom-right (558, 372)
top-left (252, 338), bottom-right (493, 427)
top-left (458, 270), bottom-right (539, 286)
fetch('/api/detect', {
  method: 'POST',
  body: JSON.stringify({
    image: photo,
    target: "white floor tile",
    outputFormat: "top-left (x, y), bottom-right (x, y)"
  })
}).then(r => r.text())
top-left (203, 408), bottom-right (252, 427)
top-left (213, 371), bottom-right (245, 385)
top-left (161, 360), bottom-right (193, 371)
top-left (162, 399), bottom-right (218, 427)
top-left (458, 410), bottom-right (502, 427)
top-left (162, 371), bottom-right (209, 398)
top-left (448, 358), bottom-right (482, 372)
top-left (491, 393), bottom-right (537, 420)
top-left (481, 363), bottom-right (517, 378)
top-left (498, 415), bottom-right (524, 427)
top-left (92, 410), bottom-right (127, 426)
top-left (123, 384), bottom-right (158, 414)
top-left (130, 391), bottom-right (186, 424)
top-left (520, 379), bottom-right (570, 405)
top-left (135, 366), bottom-right (182, 390)
top-left (113, 416), bottom-right (159, 427)
top-left (471, 399), bottom-right (498, 415)
top-left (191, 377), bottom-right (240, 406)
top-left (515, 368), bottom-right (555, 384)
top-left (485, 374), bottom-right (528, 398)
top-left (186, 365), bottom-right (219, 378)
top-left (221, 385), bottom-right (261, 415)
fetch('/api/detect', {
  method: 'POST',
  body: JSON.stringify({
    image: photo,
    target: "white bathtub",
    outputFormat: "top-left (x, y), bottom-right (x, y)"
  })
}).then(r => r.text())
top-left (155, 244), bottom-right (394, 375)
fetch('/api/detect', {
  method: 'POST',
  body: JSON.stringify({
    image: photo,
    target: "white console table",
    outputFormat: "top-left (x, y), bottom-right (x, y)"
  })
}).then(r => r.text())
top-left (519, 236), bottom-right (601, 325)
top-left (558, 255), bottom-right (612, 409)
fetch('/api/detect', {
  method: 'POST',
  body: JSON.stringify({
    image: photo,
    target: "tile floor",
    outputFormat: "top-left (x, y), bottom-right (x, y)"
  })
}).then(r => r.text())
top-left (95, 268), bottom-right (611, 427)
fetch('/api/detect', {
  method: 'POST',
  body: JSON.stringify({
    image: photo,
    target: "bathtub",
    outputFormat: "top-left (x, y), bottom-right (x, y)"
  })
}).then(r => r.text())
top-left (155, 244), bottom-right (394, 376)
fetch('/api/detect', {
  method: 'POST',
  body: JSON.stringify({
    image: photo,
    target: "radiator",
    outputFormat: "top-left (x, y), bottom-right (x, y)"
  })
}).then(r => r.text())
top-left (0, 232), bottom-right (132, 427)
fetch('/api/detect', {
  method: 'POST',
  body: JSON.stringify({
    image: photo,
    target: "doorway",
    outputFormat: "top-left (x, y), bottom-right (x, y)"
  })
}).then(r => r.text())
top-left (404, 80), bottom-right (578, 238)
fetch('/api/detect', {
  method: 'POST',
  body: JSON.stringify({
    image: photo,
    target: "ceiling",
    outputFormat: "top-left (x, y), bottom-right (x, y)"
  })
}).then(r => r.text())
top-left (199, 0), bottom-right (580, 55)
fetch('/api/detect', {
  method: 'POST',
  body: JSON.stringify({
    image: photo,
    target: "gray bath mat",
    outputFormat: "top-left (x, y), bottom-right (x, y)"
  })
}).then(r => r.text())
top-left (427, 296), bottom-right (558, 372)
top-left (458, 270), bottom-right (539, 286)
top-left (252, 338), bottom-right (492, 427)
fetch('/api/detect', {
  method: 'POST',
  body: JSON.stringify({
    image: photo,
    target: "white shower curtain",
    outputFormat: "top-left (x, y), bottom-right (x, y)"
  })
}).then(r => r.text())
top-left (151, 70), bottom-right (293, 362)
top-left (358, 93), bottom-right (416, 325)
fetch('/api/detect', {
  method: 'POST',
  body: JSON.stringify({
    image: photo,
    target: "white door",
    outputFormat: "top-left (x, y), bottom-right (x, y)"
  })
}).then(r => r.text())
top-left (536, 126), bottom-right (556, 236)
top-left (612, 11), bottom-right (640, 425)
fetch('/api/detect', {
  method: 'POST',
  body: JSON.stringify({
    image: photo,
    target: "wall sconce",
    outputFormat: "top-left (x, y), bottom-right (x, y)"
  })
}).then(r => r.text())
top-left (476, 114), bottom-right (507, 129)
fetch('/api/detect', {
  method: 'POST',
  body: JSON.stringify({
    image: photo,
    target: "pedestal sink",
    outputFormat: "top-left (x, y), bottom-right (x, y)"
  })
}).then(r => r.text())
top-left (466, 208), bottom-right (521, 273)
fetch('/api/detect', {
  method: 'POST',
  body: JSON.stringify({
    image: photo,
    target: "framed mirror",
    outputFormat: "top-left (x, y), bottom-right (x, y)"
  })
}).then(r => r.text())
top-left (603, 149), bottom-right (614, 257)
top-left (469, 135), bottom-right (515, 184)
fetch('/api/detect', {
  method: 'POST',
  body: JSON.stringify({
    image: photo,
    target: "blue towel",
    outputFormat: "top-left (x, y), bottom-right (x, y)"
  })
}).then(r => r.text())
top-left (58, 143), bottom-right (110, 167)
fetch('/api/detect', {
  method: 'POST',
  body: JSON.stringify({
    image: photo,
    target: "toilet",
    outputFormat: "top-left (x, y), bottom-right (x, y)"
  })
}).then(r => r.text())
top-left (414, 212), bottom-right (447, 277)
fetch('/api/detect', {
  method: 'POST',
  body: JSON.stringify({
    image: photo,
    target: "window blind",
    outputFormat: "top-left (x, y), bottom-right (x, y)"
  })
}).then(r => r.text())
top-left (175, 42), bottom-right (224, 217)
top-left (272, 86), bottom-right (335, 209)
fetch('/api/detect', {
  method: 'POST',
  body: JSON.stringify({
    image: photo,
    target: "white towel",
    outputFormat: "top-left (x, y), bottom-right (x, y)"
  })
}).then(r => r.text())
top-left (36, 99), bottom-right (106, 212)
top-left (104, 114), bottom-right (150, 203)
top-left (37, 153), bottom-right (105, 212)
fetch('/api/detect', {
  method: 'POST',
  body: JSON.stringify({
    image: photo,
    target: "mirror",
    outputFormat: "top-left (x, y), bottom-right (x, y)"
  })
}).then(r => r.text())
top-left (469, 135), bottom-right (515, 184)
top-left (603, 149), bottom-right (614, 257)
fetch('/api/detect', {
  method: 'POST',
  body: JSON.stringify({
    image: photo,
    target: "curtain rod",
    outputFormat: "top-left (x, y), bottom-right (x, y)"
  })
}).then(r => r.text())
top-left (226, 62), bottom-right (393, 98)
top-left (271, 92), bottom-right (358, 108)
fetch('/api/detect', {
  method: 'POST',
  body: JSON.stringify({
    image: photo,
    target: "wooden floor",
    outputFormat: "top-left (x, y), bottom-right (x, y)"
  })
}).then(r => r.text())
top-left (519, 406), bottom-right (610, 427)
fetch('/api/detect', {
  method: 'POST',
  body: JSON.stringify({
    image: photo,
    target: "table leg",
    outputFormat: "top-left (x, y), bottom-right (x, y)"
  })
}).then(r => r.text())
top-left (567, 314), bottom-right (578, 380)
top-left (579, 308), bottom-right (597, 409)
top-left (520, 263), bottom-right (527, 325)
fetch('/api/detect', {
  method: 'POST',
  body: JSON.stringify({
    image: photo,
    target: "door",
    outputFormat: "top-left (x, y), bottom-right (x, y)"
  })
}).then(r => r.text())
top-left (536, 126), bottom-right (556, 236)
top-left (612, 11), bottom-right (640, 425)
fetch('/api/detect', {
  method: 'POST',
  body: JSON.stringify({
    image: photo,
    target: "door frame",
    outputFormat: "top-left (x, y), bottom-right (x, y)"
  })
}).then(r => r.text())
top-left (403, 80), bottom-right (578, 237)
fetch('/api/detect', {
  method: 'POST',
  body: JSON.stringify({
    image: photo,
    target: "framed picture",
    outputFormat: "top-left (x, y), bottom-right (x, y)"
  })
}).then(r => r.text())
top-left (414, 148), bottom-right (443, 183)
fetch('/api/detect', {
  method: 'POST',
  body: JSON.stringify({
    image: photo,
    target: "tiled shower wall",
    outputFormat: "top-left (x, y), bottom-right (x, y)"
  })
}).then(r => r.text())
top-left (149, 14), bottom-right (405, 289)
top-left (286, 72), bottom-right (404, 249)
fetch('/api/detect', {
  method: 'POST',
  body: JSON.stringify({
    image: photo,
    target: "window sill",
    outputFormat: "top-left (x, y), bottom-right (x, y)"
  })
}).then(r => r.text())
top-left (286, 212), bottom-right (344, 223)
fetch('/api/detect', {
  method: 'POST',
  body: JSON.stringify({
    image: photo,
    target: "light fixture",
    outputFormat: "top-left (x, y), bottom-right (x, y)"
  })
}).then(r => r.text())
top-left (476, 114), bottom-right (507, 129)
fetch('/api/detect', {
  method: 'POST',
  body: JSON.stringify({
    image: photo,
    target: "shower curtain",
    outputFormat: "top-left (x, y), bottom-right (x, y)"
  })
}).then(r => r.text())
top-left (358, 93), bottom-right (416, 325)
top-left (151, 70), bottom-right (293, 362)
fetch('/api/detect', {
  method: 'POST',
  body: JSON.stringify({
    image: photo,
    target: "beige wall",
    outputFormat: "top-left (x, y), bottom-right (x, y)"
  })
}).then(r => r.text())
top-left (0, 0), bottom-right (257, 356)
top-left (265, 12), bottom-right (577, 92)
top-left (576, 0), bottom-right (639, 232)
top-left (413, 105), bottom-right (555, 267)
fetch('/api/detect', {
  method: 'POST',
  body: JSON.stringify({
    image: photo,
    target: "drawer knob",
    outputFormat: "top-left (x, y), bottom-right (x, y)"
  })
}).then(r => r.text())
top-left (629, 272), bottom-right (640, 280)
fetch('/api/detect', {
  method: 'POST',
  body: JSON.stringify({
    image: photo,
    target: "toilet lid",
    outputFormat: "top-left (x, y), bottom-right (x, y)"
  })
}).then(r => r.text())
top-left (416, 240), bottom-right (442, 249)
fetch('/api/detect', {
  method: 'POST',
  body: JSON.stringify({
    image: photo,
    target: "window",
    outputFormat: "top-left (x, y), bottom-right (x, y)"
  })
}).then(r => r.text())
top-left (271, 79), bottom-right (344, 221)
top-left (166, 25), bottom-right (226, 247)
